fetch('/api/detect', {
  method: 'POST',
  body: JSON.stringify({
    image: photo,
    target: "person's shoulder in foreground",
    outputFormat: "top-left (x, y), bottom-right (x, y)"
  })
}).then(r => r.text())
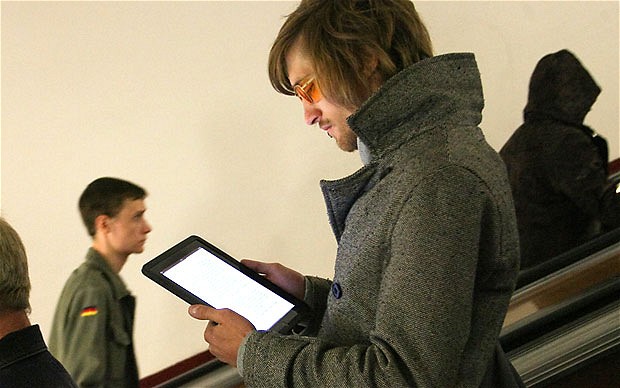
top-left (0, 216), bottom-right (78, 388)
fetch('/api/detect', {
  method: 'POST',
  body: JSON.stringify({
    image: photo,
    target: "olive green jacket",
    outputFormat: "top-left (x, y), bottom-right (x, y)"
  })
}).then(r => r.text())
top-left (49, 248), bottom-right (138, 387)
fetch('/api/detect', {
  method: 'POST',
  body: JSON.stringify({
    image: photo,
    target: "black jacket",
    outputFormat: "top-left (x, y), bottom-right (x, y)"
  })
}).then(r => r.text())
top-left (500, 49), bottom-right (619, 269)
top-left (0, 325), bottom-right (78, 387)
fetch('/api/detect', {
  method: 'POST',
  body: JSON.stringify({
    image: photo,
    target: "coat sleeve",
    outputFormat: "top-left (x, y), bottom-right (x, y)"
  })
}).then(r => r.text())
top-left (59, 287), bottom-right (111, 387)
top-left (240, 166), bottom-right (516, 387)
top-left (301, 276), bottom-right (331, 335)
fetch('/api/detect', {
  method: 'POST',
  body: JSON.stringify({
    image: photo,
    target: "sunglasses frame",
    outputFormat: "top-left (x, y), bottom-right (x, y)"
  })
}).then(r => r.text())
top-left (294, 77), bottom-right (321, 103)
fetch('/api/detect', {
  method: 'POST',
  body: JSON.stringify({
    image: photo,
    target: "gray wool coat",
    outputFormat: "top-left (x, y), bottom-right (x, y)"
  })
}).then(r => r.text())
top-left (241, 53), bottom-right (521, 387)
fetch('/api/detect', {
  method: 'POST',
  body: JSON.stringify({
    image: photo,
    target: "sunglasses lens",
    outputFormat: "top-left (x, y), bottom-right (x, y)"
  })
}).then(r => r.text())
top-left (294, 78), bottom-right (321, 104)
top-left (308, 84), bottom-right (321, 103)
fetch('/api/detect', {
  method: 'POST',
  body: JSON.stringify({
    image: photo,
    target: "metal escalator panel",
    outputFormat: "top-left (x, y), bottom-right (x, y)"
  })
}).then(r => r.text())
top-left (500, 231), bottom-right (620, 387)
top-left (508, 292), bottom-right (619, 387)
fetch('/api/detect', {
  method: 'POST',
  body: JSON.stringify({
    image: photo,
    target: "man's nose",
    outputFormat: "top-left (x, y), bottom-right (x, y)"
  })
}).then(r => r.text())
top-left (303, 102), bottom-right (320, 126)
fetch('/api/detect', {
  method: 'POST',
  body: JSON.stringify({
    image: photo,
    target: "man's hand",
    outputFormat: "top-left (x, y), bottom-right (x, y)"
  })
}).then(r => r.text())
top-left (241, 259), bottom-right (306, 300)
top-left (188, 305), bottom-right (255, 366)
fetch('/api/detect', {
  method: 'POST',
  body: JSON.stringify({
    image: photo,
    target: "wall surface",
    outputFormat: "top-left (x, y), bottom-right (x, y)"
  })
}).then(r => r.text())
top-left (1, 1), bottom-right (618, 378)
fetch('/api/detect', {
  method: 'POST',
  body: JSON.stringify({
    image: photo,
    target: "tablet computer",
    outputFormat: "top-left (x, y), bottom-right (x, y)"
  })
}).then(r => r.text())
top-left (142, 235), bottom-right (312, 334)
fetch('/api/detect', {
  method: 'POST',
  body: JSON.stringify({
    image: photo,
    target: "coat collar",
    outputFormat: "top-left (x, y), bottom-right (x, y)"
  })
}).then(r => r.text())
top-left (348, 53), bottom-right (484, 162)
top-left (322, 53), bottom-right (484, 240)
top-left (0, 325), bottom-right (46, 368)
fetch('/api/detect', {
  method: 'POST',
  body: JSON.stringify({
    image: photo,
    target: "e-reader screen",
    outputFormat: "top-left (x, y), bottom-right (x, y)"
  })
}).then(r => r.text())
top-left (142, 235), bottom-right (311, 334)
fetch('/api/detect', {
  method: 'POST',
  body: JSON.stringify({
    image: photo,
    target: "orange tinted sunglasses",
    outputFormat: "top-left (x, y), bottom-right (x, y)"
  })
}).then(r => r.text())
top-left (294, 77), bottom-right (322, 104)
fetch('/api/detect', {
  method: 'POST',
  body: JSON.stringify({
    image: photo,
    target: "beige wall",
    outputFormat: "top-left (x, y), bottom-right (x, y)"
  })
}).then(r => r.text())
top-left (1, 1), bottom-right (618, 378)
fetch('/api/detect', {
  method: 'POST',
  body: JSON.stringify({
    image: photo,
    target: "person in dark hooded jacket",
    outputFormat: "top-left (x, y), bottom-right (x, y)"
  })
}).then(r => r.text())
top-left (500, 49), bottom-right (620, 270)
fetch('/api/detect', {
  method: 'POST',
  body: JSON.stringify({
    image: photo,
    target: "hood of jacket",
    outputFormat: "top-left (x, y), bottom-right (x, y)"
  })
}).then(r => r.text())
top-left (348, 53), bottom-right (484, 162)
top-left (524, 49), bottom-right (600, 126)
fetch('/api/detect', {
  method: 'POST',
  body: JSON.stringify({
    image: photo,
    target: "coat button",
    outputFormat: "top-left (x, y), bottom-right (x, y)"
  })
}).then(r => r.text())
top-left (331, 282), bottom-right (342, 299)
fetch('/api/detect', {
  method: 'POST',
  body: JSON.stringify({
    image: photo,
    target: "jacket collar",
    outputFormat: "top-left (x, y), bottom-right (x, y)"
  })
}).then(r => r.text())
top-left (0, 325), bottom-right (46, 368)
top-left (348, 53), bottom-right (484, 162)
top-left (85, 248), bottom-right (131, 300)
top-left (322, 53), bottom-right (484, 240)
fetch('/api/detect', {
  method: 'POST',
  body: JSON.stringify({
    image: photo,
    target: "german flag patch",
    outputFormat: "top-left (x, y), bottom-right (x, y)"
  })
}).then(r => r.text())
top-left (80, 306), bottom-right (98, 317)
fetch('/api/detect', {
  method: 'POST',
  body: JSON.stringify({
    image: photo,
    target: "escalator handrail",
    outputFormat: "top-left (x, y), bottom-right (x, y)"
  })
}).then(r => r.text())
top-left (516, 227), bottom-right (620, 289)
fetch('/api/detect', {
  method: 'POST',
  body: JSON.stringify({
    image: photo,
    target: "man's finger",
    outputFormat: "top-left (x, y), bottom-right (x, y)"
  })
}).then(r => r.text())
top-left (241, 259), bottom-right (266, 273)
top-left (188, 304), bottom-right (215, 320)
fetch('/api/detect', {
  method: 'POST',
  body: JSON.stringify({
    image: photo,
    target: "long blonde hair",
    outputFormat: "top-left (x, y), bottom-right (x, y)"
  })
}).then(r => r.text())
top-left (268, 0), bottom-right (433, 109)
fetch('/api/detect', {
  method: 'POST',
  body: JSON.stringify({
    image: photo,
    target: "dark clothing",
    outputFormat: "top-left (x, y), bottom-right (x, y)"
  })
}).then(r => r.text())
top-left (242, 53), bottom-right (522, 387)
top-left (0, 324), bottom-right (77, 388)
top-left (49, 249), bottom-right (138, 388)
top-left (500, 49), bottom-right (620, 269)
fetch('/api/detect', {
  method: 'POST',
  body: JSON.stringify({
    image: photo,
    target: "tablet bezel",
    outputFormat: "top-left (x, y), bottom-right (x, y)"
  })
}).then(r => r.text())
top-left (142, 235), bottom-right (312, 334)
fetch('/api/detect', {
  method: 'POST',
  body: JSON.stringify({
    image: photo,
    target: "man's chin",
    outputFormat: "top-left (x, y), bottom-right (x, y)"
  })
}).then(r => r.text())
top-left (337, 142), bottom-right (358, 152)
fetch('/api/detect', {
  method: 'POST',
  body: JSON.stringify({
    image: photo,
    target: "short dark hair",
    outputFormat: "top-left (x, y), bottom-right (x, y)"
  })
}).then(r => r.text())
top-left (268, 0), bottom-right (433, 109)
top-left (79, 177), bottom-right (147, 237)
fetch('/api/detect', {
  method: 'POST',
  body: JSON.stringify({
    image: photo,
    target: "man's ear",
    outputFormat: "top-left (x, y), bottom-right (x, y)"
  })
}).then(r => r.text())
top-left (94, 214), bottom-right (110, 234)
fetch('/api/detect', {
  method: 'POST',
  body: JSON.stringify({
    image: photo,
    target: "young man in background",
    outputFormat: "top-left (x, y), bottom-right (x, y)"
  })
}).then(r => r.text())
top-left (50, 177), bottom-right (151, 387)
